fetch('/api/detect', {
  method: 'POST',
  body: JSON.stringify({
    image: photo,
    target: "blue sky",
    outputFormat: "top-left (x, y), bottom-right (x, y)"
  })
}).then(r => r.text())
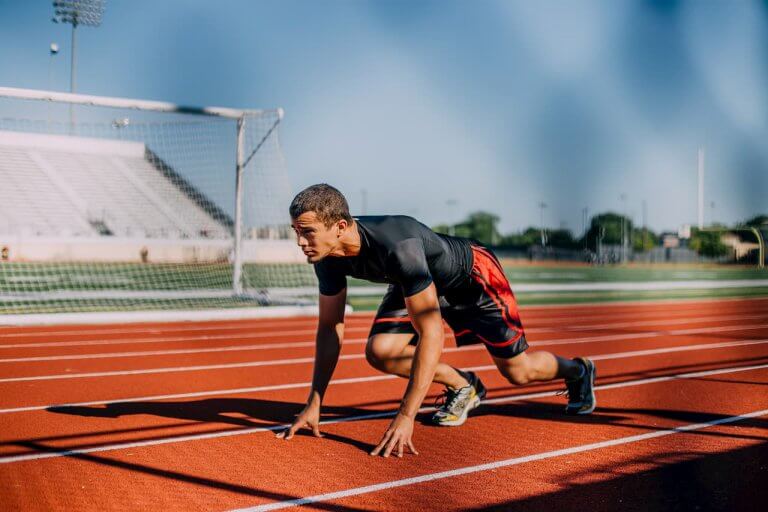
top-left (1, 0), bottom-right (766, 234)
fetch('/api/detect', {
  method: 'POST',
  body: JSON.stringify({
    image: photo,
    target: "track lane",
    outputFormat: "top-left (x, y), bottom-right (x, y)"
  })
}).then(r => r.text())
top-left (2, 321), bottom-right (768, 409)
top-left (1, 364), bottom-right (765, 511)
top-left (2, 298), bottom-right (768, 511)
top-left (2, 340), bottom-right (766, 460)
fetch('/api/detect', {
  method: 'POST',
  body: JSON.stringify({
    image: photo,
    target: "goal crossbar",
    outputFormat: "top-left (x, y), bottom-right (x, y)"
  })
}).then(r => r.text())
top-left (0, 86), bottom-right (283, 120)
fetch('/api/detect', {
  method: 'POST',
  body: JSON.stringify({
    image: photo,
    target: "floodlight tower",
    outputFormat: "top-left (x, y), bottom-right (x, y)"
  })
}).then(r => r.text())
top-left (51, 0), bottom-right (106, 130)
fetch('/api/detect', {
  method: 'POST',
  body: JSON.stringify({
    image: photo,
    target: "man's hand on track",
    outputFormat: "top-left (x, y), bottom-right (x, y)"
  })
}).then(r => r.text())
top-left (370, 412), bottom-right (419, 458)
top-left (276, 402), bottom-right (323, 440)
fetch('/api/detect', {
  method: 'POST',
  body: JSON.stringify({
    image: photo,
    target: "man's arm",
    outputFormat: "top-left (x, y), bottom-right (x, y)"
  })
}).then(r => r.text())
top-left (370, 282), bottom-right (444, 457)
top-left (277, 288), bottom-right (346, 440)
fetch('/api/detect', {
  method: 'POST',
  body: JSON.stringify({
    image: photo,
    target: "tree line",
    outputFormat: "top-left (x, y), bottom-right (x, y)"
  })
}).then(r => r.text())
top-left (433, 212), bottom-right (768, 258)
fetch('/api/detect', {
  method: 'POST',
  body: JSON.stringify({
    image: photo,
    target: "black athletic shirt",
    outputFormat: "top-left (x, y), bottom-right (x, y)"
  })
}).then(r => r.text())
top-left (314, 215), bottom-right (473, 297)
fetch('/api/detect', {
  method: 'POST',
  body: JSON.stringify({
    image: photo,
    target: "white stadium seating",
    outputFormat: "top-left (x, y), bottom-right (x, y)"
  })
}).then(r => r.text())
top-left (0, 131), bottom-right (230, 239)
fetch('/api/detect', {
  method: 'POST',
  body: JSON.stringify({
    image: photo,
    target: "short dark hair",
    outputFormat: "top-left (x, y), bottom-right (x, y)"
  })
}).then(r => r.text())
top-left (289, 184), bottom-right (353, 227)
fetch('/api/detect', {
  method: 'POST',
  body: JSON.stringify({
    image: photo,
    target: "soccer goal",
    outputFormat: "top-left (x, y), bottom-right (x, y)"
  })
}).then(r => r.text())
top-left (0, 87), bottom-right (318, 321)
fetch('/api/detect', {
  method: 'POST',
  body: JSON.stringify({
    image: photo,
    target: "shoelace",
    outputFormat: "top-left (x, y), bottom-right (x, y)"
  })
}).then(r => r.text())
top-left (434, 386), bottom-right (464, 413)
top-left (557, 378), bottom-right (583, 401)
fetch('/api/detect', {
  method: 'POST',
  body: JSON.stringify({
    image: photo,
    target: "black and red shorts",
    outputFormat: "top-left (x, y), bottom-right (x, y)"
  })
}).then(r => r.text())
top-left (369, 245), bottom-right (528, 359)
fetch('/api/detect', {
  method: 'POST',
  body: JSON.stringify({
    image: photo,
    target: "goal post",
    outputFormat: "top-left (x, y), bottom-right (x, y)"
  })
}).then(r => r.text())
top-left (0, 86), bottom-right (318, 318)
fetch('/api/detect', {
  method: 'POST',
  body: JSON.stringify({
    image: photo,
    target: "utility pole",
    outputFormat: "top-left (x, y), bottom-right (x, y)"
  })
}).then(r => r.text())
top-left (642, 199), bottom-right (648, 251)
top-left (445, 199), bottom-right (458, 236)
top-left (538, 202), bottom-right (547, 247)
top-left (620, 193), bottom-right (627, 264)
top-left (47, 42), bottom-right (59, 128)
top-left (698, 147), bottom-right (705, 230)
top-left (51, 0), bottom-right (106, 133)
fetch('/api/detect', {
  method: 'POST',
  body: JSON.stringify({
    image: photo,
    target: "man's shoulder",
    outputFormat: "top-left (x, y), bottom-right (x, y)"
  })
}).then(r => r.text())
top-left (356, 215), bottom-right (433, 239)
top-left (356, 215), bottom-right (423, 227)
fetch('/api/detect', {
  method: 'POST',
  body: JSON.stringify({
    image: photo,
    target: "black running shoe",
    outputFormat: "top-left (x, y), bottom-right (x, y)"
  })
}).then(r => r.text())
top-left (564, 357), bottom-right (596, 415)
top-left (431, 370), bottom-right (487, 426)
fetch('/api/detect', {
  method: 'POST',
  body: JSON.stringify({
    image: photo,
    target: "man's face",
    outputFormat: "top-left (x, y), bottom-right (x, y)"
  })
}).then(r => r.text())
top-left (291, 211), bottom-right (343, 263)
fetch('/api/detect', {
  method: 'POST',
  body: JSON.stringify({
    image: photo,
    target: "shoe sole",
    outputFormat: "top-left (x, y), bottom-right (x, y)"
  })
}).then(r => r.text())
top-left (432, 393), bottom-right (482, 427)
top-left (577, 360), bottom-right (596, 415)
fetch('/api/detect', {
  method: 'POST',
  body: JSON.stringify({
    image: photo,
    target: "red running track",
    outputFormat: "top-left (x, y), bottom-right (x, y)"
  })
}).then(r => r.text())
top-left (0, 297), bottom-right (767, 511)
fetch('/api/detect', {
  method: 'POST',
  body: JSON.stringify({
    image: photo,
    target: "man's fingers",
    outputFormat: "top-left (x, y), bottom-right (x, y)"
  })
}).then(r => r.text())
top-left (311, 423), bottom-right (324, 438)
top-left (407, 439), bottom-right (419, 455)
top-left (382, 433), bottom-right (398, 458)
top-left (397, 438), bottom-right (404, 458)
top-left (370, 431), bottom-right (392, 456)
top-left (281, 422), bottom-right (301, 440)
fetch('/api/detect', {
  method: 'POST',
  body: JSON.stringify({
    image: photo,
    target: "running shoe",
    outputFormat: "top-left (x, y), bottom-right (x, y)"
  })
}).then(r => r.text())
top-left (564, 357), bottom-right (596, 415)
top-left (431, 370), bottom-right (487, 426)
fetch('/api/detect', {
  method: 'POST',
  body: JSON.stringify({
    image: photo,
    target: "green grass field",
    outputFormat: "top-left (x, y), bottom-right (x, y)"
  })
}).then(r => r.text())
top-left (1, 261), bottom-right (766, 314)
top-left (499, 264), bottom-right (766, 283)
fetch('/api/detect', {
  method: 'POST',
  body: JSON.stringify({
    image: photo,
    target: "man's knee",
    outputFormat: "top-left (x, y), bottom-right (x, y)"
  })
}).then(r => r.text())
top-left (365, 334), bottom-right (407, 373)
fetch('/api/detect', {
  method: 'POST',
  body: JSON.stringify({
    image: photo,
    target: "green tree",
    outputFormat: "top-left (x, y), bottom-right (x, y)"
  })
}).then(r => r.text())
top-left (744, 214), bottom-right (768, 227)
top-left (432, 224), bottom-right (451, 235)
top-left (440, 211), bottom-right (501, 245)
top-left (547, 229), bottom-right (577, 249)
top-left (500, 227), bottom-right (540, 248)
top-left (689, 228), bottom-right (728, 258)
top-left (582, 212), bottom-right (632, 250)
top-left (632, 227), bottom-right (659, 252)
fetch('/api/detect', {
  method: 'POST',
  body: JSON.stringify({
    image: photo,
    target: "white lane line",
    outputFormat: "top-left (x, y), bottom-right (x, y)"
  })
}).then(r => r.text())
top-left (2, 363), bottom-right (766, 464)
top-left (4, 302), bottom-right (767, 349)
top-left (0, 341), bottom-right (321, 362)
top-left (2, 323), bottom-right (768, 383)
top-left (6, 296), bottom-right (763, 338)
top-left (536, 313), bottom-right (768, 333)
top-left (0, 326), bottom-right (371, 349)
top-left (2, 312), bottom-right (767, 355)
top-left (231, 406), bottom-right (768, 512)
top-left (2, 336), bottom-right (766, 414)
top-left (0, 374), bottom-right (400, 414)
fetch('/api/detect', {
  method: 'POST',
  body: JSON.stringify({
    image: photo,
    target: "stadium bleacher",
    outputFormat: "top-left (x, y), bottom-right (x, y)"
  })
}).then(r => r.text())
top-left (0, 130), bottom-right (231, 239)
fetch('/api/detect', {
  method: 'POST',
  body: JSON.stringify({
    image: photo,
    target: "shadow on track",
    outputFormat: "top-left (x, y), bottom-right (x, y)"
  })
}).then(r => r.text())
top-left (466, 401), bottom-right (768, 443)
top-left (476, 441), bottom-right (768, 512)
top-left (47, 398), bottom-right (377, 452)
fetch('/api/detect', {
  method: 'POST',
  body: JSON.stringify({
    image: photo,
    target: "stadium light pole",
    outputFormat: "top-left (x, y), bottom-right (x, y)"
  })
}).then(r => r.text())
top-left (51, 0), bottom-right (106, 132)
top-left (47, 43), bottom-right (59, 128)
top-left (48, 42), bottom-right (59, 90)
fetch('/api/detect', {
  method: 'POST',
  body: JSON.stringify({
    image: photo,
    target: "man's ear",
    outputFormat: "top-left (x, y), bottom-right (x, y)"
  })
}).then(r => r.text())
top-left (336, 219), bottom-right (349, 237)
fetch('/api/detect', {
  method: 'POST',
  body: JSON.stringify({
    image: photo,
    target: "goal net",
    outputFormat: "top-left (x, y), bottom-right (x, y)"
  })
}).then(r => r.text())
top-left (0, 87), bottom-right (318, 318)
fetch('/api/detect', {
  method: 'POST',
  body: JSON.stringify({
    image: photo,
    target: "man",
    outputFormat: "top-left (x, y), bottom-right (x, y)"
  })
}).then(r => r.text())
top-left (277, 184), bottom-right (595, 458)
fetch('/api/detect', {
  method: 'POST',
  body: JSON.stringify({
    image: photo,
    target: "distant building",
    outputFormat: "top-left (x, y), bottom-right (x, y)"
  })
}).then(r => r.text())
top-left (661, 233), bottom-right (680, 248)
top-left (721, 233), bottom-right (759, 260)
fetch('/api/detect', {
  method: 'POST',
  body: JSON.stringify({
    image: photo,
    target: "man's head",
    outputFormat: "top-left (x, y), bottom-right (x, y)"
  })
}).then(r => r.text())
top-left (289, 184), bottom-right (354, 263)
